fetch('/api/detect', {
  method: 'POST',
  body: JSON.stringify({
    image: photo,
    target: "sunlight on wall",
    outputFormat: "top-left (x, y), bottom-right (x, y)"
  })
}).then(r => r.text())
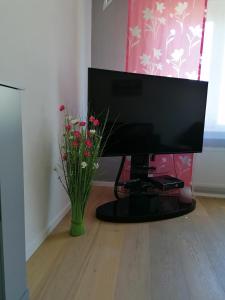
top-left (201, 1), bottom-right (225, 133)
top-left (201, 21), bottom-right (214, 82)
top-left (218, 50), bottom-right (225, 125)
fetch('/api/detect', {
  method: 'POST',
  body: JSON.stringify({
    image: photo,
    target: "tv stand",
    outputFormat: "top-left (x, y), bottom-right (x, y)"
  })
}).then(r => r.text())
top-left (96, 154), bottom-right (196, 223)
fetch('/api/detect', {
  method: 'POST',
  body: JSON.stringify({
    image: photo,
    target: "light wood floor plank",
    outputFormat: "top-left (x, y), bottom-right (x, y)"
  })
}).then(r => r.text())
top-left (27, 187), bottom-right (225, 300)
top-left (115, 223), bottom-right (152, 300)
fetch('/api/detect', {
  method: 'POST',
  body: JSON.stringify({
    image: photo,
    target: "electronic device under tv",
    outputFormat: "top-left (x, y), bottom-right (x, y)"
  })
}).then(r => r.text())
top-left (88, 67), bottom-right (208, 223)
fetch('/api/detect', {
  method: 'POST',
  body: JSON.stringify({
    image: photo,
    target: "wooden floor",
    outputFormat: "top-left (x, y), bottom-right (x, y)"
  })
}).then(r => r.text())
top-left (27, 187), bottom-right (225, 300)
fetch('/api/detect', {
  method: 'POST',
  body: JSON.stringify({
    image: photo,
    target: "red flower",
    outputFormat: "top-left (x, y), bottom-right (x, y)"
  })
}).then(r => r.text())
top-left (65, 124), bottom-right (71, 132)
top-left (85, 139), bottom-right (93, 148)
top-left (72, 141), bottom-right (79, 148)
top-left (87, 130), bottom-right (92, 137)
top-left (79, 121), bottom-right (86, 126)
top-left (62, 153), bottom-right (67, 160)
top-left (84, 151), bottom-right (91, 157)
top-left (89, 116), bottom-right (95, 122)
top-left (59, 104), bottom-right (65, 111)
top-left (93, 119), bottom-right (100, 126)
top-left (73, 130), bottom-right (81, 138)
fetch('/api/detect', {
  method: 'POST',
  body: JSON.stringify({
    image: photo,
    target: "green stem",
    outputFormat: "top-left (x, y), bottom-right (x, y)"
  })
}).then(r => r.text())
top-left (70, 200), bottom-right (85, 236)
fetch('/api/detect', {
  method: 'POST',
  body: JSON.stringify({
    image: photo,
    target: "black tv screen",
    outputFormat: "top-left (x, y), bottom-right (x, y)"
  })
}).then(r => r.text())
top-left (88, 68), bottom-right (208, 156)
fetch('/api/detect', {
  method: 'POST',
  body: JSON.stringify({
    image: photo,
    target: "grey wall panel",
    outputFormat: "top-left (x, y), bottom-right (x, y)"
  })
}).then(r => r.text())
top-left (92, 0), bottom-right (128, 181)
top-left (92, 0), bottom-right (128, 71)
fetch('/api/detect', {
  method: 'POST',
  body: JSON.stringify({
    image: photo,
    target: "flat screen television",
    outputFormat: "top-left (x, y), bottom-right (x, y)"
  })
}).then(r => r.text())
top-left (88, 68), bottom-right (208, 157)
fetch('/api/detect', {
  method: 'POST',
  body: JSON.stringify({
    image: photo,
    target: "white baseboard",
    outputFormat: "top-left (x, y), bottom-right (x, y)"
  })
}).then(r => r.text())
top-left (194, 192), bottom-right (225, 198)
top-left (193, 183), bottom-right (225, 198)
top-left (26, 203), bottom-right (71, 261)
top-left (93, 180), bottom-right (114, 187)
top-left (20, 289), bottom-right (29, 300)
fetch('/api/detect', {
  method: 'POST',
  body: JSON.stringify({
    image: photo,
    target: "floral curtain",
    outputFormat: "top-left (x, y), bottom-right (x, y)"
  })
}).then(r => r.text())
top-left (121, 0), bottom-right (207, 189)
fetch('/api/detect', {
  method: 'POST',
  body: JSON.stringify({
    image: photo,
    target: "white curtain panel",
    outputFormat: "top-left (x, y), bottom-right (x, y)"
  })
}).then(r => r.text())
top-left (202, 0), bottom-right (225, 144)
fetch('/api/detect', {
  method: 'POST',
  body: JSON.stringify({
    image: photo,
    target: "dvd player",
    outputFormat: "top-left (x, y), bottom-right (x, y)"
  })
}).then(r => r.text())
top-left (149, 175), bottom-right (184, 191)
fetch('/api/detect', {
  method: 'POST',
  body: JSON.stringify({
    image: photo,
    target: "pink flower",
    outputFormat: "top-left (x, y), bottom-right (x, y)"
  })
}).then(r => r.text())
top-left (72, 141), bottom-right (79, 148)
top-left (93, 119), bottom-right (100, 126)
top-left (85, 139), bottom-right (93, 148)
top-left (84, 151), bottom-right (91, 157)
top-left (62, 153), bottom-right (67, 160)
top-left (79, 121), bottom-right (86, 126)
top-left (65, 124), bottom-right (71, 132)
top-left (73, 130), bottom-right (81, 138)
top-left (89, 116), bottom-right (95, 122)
top-left (59, 104), bottom-right (65, 111)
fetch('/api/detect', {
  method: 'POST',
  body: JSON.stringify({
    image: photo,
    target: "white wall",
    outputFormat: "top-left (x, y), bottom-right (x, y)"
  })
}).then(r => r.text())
top-left (0, 0), bottom-right (92, 259)
top-left (186, 0), bottom-right (225, 195)
top-left (193, 148), bottom-right (225, 194)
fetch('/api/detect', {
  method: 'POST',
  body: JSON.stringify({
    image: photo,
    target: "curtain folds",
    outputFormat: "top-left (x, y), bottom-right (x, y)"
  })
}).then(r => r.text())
top-left (122, 0), bottom-right (207, 188)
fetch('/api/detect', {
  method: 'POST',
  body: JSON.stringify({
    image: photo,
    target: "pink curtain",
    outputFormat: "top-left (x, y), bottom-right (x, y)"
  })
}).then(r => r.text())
top-left (121, 0), bottom-right (207, 191)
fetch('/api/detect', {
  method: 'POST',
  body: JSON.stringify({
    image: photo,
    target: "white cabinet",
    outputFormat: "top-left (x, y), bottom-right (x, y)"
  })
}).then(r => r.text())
top-left (0, 84), bottom-right (28, 300)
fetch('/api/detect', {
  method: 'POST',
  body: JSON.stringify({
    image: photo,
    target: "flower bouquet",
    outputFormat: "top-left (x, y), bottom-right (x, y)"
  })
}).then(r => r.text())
top-left (58, 104), bottom-right (108, 236)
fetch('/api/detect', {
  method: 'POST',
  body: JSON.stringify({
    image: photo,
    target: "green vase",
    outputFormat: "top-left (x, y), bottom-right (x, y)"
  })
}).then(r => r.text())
top-left (70, 202), bottom-right (85, 236)
top-left (70, 220), bottom-right (85, 236)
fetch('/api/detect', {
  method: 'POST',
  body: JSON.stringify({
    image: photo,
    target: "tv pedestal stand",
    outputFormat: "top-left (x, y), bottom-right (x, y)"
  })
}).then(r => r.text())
top-left (96, 154), bottom-right (196, 223)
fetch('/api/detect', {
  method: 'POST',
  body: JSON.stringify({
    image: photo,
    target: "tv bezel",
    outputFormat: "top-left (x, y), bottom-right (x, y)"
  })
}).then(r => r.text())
top-left (88, 67), bottom-right (208, 157)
